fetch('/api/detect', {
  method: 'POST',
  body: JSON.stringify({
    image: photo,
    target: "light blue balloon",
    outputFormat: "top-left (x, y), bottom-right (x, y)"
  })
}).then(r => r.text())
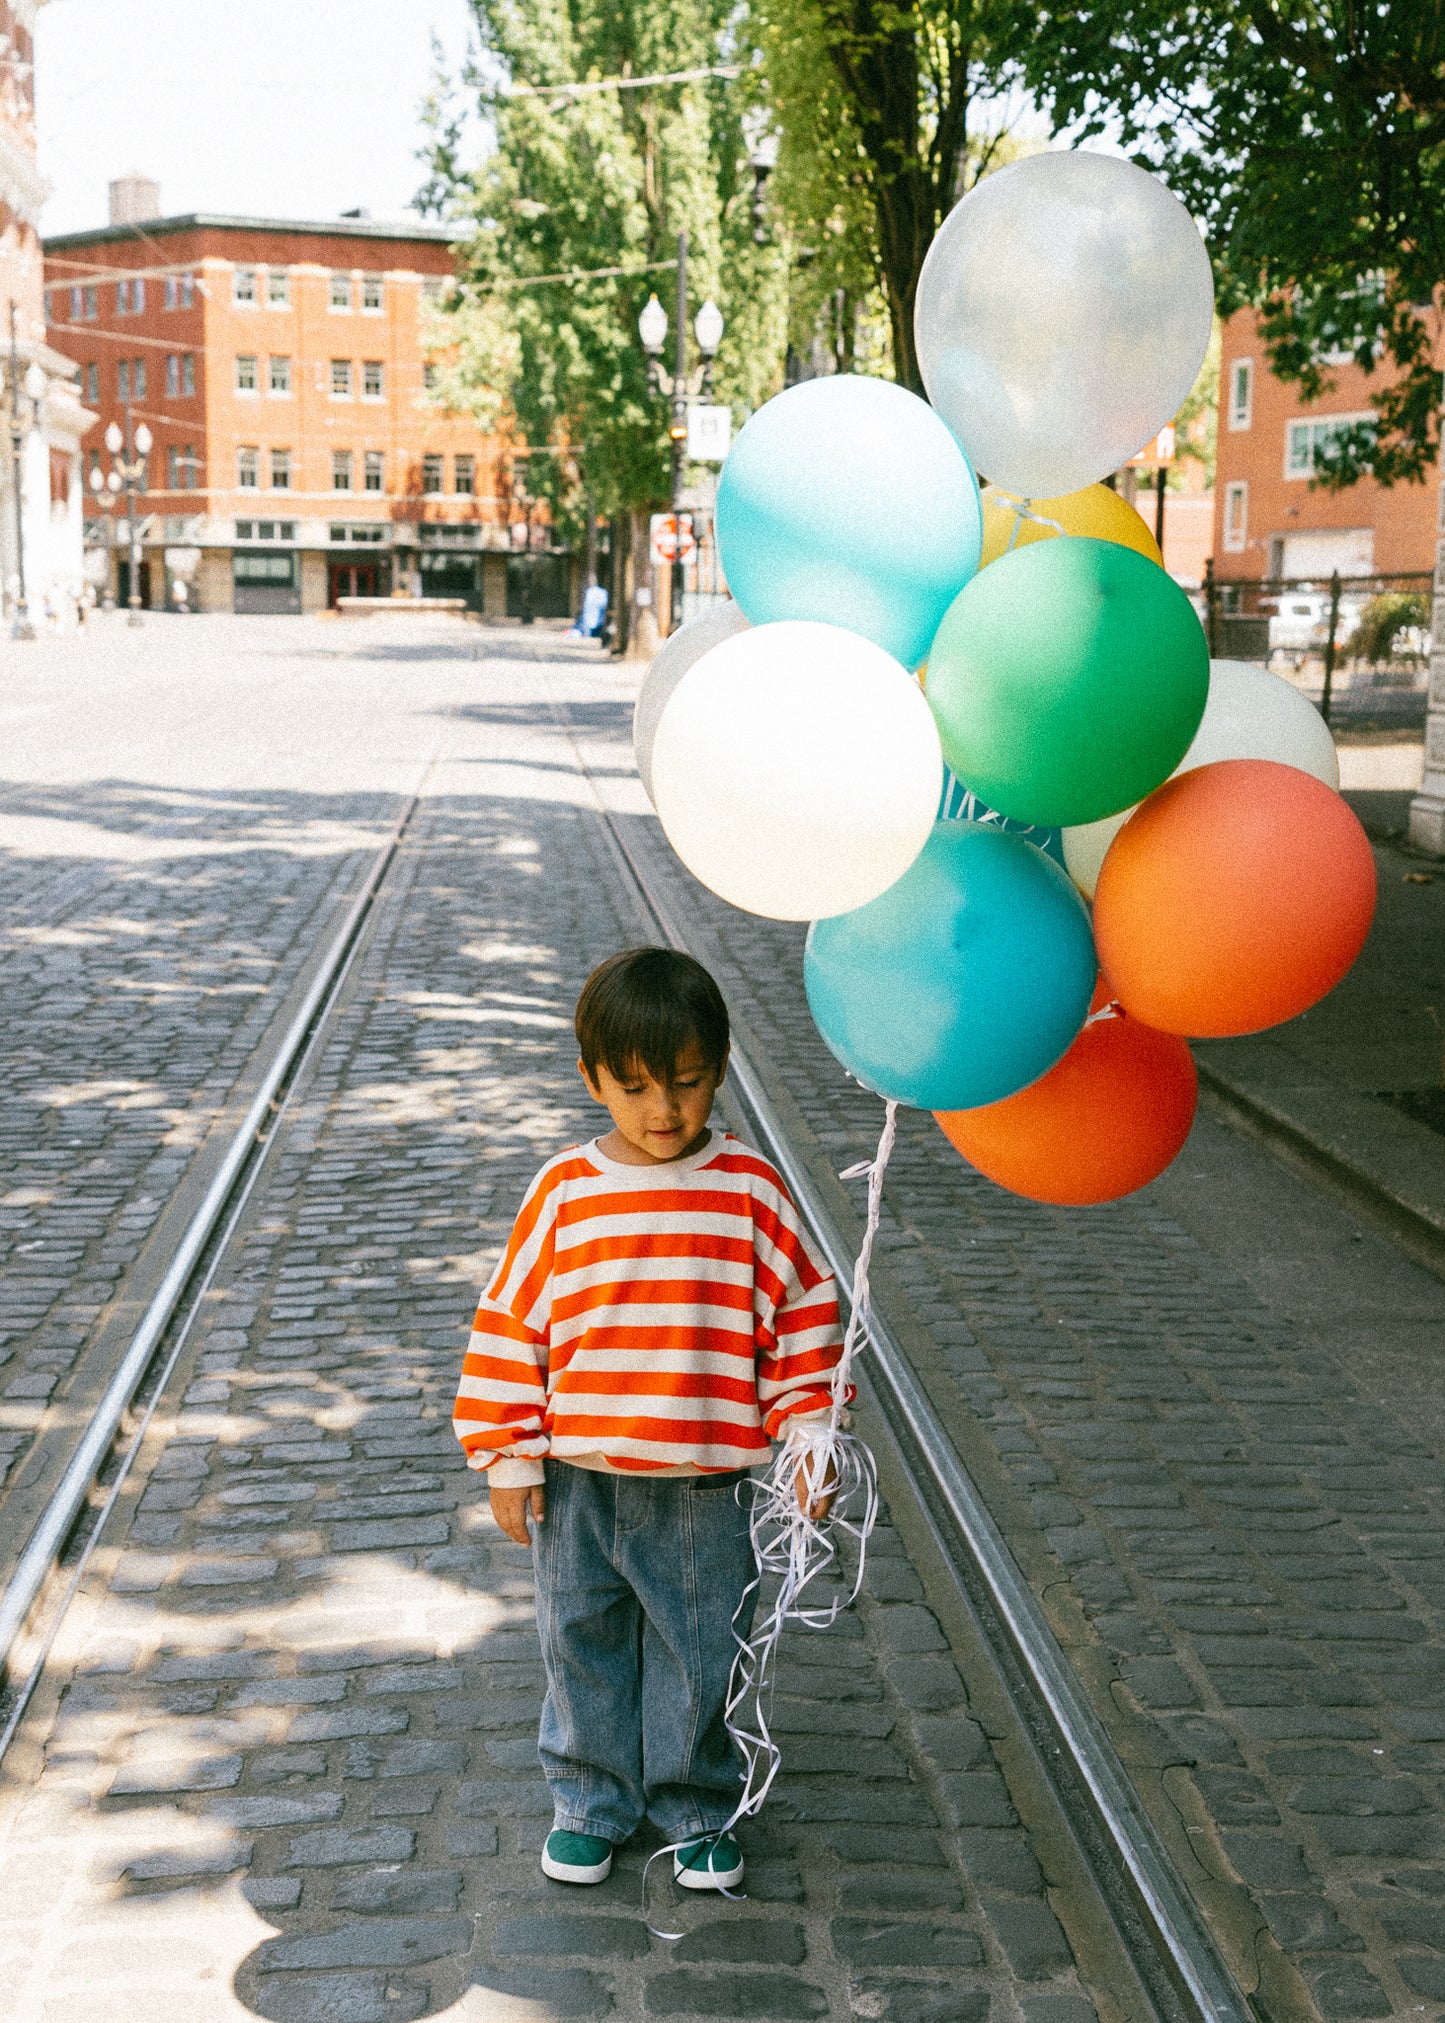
top-left (805, 822), bottom-right (1096, 1111)
top-left (717, 376), bottom-right (982, 669)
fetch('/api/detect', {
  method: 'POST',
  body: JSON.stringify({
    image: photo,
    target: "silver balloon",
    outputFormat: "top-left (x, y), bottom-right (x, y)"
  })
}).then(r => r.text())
top-left (633, 601), bottom-right (749, 802)
top-left (915, 151), bottom-right (1215, 499)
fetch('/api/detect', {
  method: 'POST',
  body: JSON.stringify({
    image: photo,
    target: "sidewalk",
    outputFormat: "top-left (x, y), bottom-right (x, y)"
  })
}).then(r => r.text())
top-left (1193, 769), bottom-right (1445, 1278)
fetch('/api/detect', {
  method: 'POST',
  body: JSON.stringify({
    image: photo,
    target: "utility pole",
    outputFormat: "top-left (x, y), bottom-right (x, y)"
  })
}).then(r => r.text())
top-left (8, 303), bottom-right (34, 640)
top-left (669, 232), bottom-right (688, 634)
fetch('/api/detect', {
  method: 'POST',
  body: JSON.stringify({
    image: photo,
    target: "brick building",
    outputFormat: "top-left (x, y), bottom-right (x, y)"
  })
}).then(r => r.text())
top-left (42, 192), bottom-right (567, 615)
top-left (0, 0), bottom-right (91, 628)
top-left (1213, 306), bottom-right (1441, 583)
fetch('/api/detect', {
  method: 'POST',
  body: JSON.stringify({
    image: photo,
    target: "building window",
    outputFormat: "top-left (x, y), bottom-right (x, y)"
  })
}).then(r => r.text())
top-left (167, 445), bottom-right (181, 487)
top-left (167, 354), bottom-right (179, 398)
top-left (181, 444), bottom-right (198, 490)
top-left (164, 274), bottom-right (177, 309)
top-left (133, 276), bottom-right (145, 314)
top-left (454, 453), bottom-right (475, 495)
top-left (267, 355), bottom-right (290, 396)
top-left (43, 288), bottom-right (54, 323)
top-left (70, 285), bottom-right (83, 321)
top-left (135, 357), bottom-right (147, 398)
top-left (330, 358), bottom-right (353, 398)
top-left (117, 360), bottom-right (130, 400)
top-left (1227, 359), bottom-right (1253, 431)
top-left (267, 270), bottom-right (291, 309)
top-left (270, 448), bottom-right (292, 489)
top-left (165, 272), bottom-right (195, 309)
top-left (364, 450), bottom-right (384, 492)
top-left (182, 353), bottom-right (196, 396)
top-left (361, 273), bottom-right (384, 312)
top-left (330, 273), bottom-right (352, 311)
top-left (234, 267), bottom-right (259, 306)
top-left (1222, 480), bottom-right (1247, 553)
top-left (362, 360), bottom-right (384, 399)
top-left (84, 285), bottom-right (98, 320)
top-left (116, 278), bottom-right (130, 315)
top-left (238, 447), bottom-right (260, 489)
top-left (236, 354), bottom-right (259, 393)
top-left (1285, 411), bottom-right (1377, 480)
top-left (422, 454), bottom-right (444, 494)
top-left (333, 450), bottom-right (354, 491)
top-left (85, 362), bottom-right (99, 404)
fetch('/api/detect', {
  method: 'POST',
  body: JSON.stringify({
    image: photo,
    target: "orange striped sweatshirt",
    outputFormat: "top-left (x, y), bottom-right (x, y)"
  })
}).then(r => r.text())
top-left (453, 1131), bottom-right (846, 1486)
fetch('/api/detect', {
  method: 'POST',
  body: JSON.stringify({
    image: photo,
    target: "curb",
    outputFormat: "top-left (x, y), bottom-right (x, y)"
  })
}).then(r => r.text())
top-left (1196, 1060), bottom-right (1445, 1283)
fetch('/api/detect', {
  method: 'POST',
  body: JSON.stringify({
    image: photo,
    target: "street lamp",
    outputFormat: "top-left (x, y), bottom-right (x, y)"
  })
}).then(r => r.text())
top-left (100, 409), bottom-right (152, 627)
top-left (87, 460), bottom-right (123, 609)
top-left (7, 303), bottom-right (47, 640)
top-left (637, 232), bottom-right (724, 633)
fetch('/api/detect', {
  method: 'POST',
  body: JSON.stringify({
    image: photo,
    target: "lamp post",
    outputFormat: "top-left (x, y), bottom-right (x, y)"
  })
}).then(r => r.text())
top-left (100, 407), bottom-right (152, 627)
top-left (7, 303), bottom-right (47, 641)
top-left (638, 232), bottom-right (723, 633)
top-left (87, 461), bottom-right (122, 608)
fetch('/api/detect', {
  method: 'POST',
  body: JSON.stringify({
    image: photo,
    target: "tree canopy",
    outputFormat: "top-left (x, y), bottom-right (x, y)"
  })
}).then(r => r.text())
top-left (1012, 0), bottom-right (1445, 488)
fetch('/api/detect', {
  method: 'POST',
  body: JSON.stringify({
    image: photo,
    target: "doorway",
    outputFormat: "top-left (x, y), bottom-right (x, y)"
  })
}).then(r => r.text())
top-left (329, 561), bottom-right (386, 606)
top-left (116, 559), bottom-right (153, 609)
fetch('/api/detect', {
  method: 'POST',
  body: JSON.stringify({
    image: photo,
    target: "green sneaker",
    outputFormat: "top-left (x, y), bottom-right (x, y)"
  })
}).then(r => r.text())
top-left (674, 1831), bottom-right (744, 1891)
top-left (541, 1828), bottom-right (613, 1884)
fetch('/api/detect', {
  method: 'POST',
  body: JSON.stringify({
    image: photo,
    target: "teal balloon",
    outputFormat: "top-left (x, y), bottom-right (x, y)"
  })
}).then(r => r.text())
top-left (926, 536), bottom-right (1209, 828)
top-left (716, 375), bottom-right (982, 669)
top-left (805, 822), bottom-right (1096, 1111)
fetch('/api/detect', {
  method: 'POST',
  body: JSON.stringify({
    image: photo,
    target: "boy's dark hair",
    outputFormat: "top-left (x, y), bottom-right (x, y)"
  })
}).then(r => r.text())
top-left (575, 947), bottom-right (729, 1083)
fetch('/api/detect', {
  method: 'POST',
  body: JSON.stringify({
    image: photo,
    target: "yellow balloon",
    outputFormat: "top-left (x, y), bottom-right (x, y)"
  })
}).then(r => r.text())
top-left (979, 483), bottom-right (1165, 570)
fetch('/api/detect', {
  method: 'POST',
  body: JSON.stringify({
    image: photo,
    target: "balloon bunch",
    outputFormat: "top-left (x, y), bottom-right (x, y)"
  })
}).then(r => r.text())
top-left (635, 151), bottom-right (1377, 1210)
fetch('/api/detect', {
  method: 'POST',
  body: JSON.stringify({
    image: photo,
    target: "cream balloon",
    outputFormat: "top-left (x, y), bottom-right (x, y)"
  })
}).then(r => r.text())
top-left (915, 151), bottom-right (1215, 499)
top-left (1063, 660), bottom-right (1342, 898)
top-left (652, 621), bottom-right (942, 921)
top-left (633, 601), bottom-right (749, 802)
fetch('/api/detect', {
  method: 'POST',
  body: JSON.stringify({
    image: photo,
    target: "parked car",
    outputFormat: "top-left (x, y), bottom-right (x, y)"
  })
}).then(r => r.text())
top-left (1265, 590), bottom-right (1364, 658)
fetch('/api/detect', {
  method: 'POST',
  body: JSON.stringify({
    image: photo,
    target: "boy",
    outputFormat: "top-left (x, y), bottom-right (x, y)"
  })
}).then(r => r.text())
top-left (453, 947), bottom-right (844, 1891)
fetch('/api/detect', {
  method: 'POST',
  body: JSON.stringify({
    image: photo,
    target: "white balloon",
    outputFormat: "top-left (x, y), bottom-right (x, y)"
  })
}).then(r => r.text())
top-left (1062, 659), bottom-right (1342, 898)
top-left (652, 621), bottom-right (942, 921)
top-left (915, 151), bottom-right (1215, 499)
top-left (633, 601), bottom-right (749, 802)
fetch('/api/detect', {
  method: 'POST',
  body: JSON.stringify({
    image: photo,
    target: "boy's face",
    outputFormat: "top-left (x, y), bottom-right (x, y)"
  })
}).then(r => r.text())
top-left (579, 1041), bottom-right (727, 1165)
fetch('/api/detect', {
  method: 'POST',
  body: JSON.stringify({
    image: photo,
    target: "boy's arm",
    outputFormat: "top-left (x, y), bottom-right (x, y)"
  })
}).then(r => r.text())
top-left (453, 1171), bottom-right (557, 1484)
top-left (753, 1189), bottom-right (851, 1436)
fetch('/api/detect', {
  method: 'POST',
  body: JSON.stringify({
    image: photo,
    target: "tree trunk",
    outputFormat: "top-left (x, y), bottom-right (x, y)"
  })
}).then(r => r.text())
top-left (1407, 426), bottom-right (1445, 854)
top-left (610, 513), bottom-right (630, 657)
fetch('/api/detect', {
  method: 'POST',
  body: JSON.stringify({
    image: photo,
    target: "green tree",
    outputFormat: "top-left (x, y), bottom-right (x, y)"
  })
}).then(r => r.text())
top-left (745, 0), bottom-right (1024, 389)
top-left (1010, 0), bottom-right (1445, 490)
top-left (419, 0), bottom-right (787, 539)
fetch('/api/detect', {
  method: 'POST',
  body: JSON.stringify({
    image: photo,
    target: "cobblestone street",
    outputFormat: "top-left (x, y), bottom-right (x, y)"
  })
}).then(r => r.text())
top-left (2, 617), bottom-right (1444, 2022)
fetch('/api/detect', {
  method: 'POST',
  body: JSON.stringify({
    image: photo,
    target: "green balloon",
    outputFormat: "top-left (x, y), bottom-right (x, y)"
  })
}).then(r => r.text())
top-left (925, 536), bottom-right (1209, 828)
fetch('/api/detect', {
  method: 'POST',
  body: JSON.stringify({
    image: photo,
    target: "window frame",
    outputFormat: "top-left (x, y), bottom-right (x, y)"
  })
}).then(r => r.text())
top-left (182, 353), bottom-right (196, 397)
top-left (235, 353), bottom-right (259, 395)
top-left (1227, 358), bottom-right (1253, 431)
top-left (267, 270), bottom-right (291, 310)
top-left (1283, 410), bottom-right (1376, 481)
top-left (330, 358), bottom-right (354, 399)
top-left (1222, 479), bottom-right (1248, 552)
top-left (454, 453), bottom-right (476, 495)
top-left (117, 359), bottom-right (130, 400)
top-left (234, 267), bottom-right (259, 308)
top-left (268, 355), bottom-right (292, 397)
top-left (237, 446), bottom-right (261, 490)
top-left (84, 285), bottom-right (98, 320)
top-left (270, 447), bottom-right (292, 491)
top-left (361, 359), bottom-right (385, 400)
top-left (166, 354), bottom-right (180, 399)
top-left (85, 361), bottom-right (99, 404)
top-left (364, 450), bottom-right (385, 493)
top-left (421, 453), bottom-right (444, 495)
top-left (361, 273), bottom-right (384, 313)
top-left (329, 272), bottom-right (353, 312)
top-left (332, 449), bottom-right (354, 492)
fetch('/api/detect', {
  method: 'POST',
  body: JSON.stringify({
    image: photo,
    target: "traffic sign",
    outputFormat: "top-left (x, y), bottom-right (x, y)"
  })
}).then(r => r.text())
top-left (650, 513), bottom-right (697, 566)
top-left (1128, 425), bottom-right (1176, 468)
top-left (686, 404), bottom-right (732, 463)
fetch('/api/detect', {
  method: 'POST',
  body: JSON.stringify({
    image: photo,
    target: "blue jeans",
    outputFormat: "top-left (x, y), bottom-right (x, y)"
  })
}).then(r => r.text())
top-left (532, 1459), bottom-right (757, 1844)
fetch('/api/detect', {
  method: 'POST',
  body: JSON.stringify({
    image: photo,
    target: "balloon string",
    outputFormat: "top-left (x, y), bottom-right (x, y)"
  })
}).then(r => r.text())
top-left (644, 1100), bottom-right (897, 1939)
top-left (1086, 998), bottom-right (1122, 1024)
top-left (1000, 494), bottom-right (1066, 549)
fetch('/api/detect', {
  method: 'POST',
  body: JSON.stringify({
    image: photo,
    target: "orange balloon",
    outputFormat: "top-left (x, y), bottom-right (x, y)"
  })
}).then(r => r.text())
top-left (935, 1002), bottom-right (1197, 1204)
top-left (1093, 759), bottom-right (1376, 1038)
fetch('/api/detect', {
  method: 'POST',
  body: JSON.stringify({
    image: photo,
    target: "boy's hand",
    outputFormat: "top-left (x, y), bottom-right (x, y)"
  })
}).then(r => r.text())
top-left (491, 1483), bottom-right (545, 1545)
top-left (794, 1460), bottom-right (837, 1523)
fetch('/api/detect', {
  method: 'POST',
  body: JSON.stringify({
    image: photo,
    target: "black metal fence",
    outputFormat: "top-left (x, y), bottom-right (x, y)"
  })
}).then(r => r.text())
top-left (1201, 562), bottom-right (1433, 729)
